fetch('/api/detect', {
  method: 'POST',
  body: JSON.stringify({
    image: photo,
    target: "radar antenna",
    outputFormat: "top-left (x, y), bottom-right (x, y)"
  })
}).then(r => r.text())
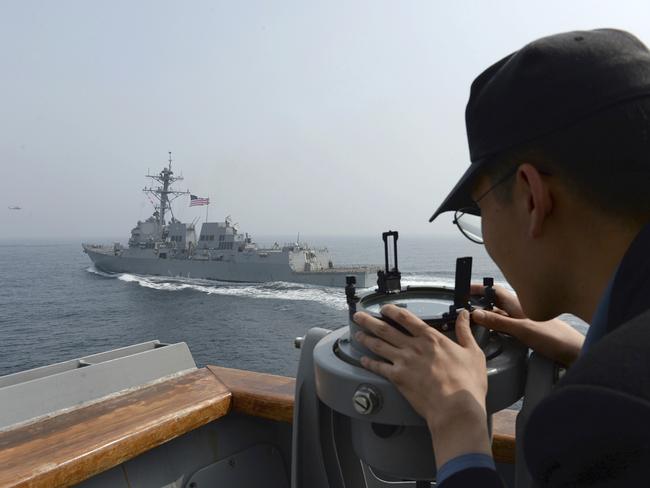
top-left (142, 152), bottom-right (190, 226)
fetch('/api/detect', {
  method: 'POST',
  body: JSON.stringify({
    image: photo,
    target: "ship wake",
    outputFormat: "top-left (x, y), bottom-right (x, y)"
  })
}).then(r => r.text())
top-left (86, 266), bottom-right (349, 309)
top-left (85, 267), bottom-right (507, 310)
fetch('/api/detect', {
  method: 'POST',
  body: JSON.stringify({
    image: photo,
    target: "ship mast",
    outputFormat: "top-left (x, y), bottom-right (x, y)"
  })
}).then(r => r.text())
top-left (143, 152), bottom-right (190, 227)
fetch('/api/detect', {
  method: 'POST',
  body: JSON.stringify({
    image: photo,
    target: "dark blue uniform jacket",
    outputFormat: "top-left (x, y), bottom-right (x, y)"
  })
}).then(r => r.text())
top-left (441, 224), bottom-right (650, 487)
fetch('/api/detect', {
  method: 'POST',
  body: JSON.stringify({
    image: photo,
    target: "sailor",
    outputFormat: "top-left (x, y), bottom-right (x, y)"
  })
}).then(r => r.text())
top-left (354, 29), bottom-right (650, 486)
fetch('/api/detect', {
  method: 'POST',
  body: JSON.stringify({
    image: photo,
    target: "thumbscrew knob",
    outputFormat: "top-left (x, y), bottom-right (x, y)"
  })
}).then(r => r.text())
top-left (352, 385), bottom-right (382, 415)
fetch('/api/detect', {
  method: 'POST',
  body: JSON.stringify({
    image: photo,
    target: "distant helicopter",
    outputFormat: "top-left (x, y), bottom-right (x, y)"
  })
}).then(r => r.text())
top-left (8, 206), bottom-right (21, 210)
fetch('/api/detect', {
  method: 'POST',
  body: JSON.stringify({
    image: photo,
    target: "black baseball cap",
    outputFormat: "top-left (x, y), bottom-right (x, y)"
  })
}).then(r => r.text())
top-left (429, 28), bottom-right (650, 222)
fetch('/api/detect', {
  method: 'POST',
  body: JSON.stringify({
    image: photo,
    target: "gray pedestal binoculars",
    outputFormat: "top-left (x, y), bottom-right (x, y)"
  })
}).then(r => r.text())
top-left (292, 231), bottom-right (534, 487)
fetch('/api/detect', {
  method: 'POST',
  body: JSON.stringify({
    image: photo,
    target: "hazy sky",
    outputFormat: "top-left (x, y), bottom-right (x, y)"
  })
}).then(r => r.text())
top-left (3, 0), bottom-right (650, 240)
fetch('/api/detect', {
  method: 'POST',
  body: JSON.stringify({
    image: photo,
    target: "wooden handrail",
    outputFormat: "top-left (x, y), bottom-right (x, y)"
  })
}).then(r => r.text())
top-left (208, 365), bottom-right (295, 423)
top-left (0, 368), bottom-right (231, 488)
top-left (492, 408), bottom-right (517, 463)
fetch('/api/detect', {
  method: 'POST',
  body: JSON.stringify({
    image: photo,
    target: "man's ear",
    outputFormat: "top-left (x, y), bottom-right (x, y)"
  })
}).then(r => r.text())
top-left (516, 164), bottom-right (553, 238)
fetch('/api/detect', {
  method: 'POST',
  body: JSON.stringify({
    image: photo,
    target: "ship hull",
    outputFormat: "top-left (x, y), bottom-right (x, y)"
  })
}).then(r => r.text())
top-left (84, 246), bottom-right (375, 288)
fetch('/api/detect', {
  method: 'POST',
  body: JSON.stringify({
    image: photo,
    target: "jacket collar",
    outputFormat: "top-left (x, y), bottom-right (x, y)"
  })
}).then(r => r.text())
top-left (606, 222), bottom-right (650, 334)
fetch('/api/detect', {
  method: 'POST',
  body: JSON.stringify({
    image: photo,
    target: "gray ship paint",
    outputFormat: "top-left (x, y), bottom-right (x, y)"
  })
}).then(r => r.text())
top-left (83, 155), bottom-right (377, 287)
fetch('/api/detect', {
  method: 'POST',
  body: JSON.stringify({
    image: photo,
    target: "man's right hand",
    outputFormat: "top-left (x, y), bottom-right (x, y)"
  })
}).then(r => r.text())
top-left (470, 284), bottom-right (585, 367)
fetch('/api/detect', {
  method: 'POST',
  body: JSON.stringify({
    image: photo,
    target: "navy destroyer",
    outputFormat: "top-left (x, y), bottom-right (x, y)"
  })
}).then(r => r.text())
top-left (83, 154), bottom-right (376, 287)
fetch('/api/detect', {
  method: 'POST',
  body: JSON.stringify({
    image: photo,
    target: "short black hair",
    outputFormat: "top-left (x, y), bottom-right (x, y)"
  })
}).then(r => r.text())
top-left (485, 97), bottom-right (650, 223)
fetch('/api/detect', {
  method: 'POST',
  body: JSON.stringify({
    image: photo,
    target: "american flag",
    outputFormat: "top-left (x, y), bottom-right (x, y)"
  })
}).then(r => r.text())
top-left (190, 194), bottom-right (210, 206)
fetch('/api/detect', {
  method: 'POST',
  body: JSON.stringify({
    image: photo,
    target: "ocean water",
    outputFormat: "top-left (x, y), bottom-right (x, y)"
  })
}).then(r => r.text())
top-left (0, 235), bottom-right (587, 378)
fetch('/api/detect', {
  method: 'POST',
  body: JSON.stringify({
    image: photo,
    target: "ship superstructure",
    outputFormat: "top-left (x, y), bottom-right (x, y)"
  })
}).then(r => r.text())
top-left (83, 154), bottom-right (375, 287)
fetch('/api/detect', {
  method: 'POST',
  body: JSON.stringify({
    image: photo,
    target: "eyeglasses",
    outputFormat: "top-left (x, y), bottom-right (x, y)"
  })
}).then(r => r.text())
top-left (453, 209), bottom-right (483, 244)
top-left (453, 167), bottom-right (518, 245)
top-left (453, 166), bottom-right (551, 244)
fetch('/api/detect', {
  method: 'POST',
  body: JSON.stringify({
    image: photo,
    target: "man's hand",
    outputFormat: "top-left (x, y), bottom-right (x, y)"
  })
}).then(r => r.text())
top-left (354, 305), bottom-right (492, 468)
top-left (470, 283), bottom-right (584, 367)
